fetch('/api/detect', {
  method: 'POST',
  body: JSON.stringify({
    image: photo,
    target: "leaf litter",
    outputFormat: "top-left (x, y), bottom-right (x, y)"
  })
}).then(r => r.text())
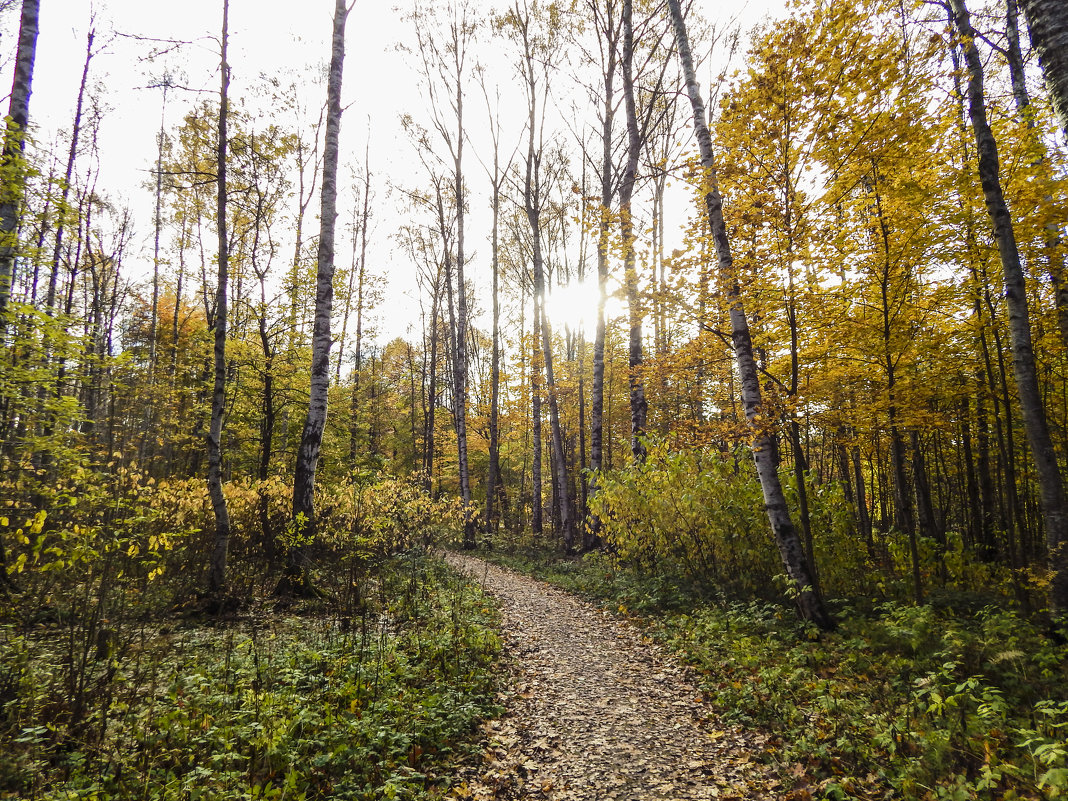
top-left (444, 553), bottom-right (783, 800)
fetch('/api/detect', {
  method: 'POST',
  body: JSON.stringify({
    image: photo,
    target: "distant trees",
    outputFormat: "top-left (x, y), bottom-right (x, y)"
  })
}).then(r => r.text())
top-left (501, 0), bottom-right (578, 551)
top-left (409, 0), bottom-right (478, 548)
top-left (2, 0), bottom-right (1068, 624)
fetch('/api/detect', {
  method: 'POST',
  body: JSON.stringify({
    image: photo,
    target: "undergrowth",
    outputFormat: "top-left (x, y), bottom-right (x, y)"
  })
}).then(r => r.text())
top-left (483, 546), bottom-right (1068, 801)
top-left (1, 551), bottom-right (501, 801)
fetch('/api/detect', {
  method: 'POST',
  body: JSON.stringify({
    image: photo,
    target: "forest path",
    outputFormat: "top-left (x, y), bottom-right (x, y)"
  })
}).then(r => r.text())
top-left (443, 552), bottom-right (779, 801)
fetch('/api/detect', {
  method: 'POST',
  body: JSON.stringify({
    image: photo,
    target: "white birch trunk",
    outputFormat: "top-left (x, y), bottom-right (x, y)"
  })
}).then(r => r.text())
top-left (620, 0), bottom-right (647, 462)
top-left (289, 0), bottom-right (349, 586)
top-left (1018, 0), bottom-right (1068, 141)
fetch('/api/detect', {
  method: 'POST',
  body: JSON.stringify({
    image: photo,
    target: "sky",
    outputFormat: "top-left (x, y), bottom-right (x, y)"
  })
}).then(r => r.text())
top-left (6, 0), bottom-right (786, 345)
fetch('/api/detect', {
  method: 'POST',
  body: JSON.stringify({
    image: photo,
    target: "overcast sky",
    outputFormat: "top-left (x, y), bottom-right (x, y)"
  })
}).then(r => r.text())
top-left (8, 0), bottom-right (786, 343)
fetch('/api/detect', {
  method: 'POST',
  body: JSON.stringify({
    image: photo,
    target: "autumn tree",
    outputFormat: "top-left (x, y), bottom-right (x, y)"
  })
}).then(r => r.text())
top-left (503, 0), bottom-right (578, 550)
top-left (667, 0), bottom-right (832, 629)
top-left (949, 0), bottom-right (1068, 622)
top-left (477, 74), bottom-right (517, 535)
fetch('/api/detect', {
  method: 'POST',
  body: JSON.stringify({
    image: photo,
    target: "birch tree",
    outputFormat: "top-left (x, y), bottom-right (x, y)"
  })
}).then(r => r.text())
top-left (667, 0), bottom-right (832, 629)
top-left (206, 0), bottom-right (232, 594)
top-left (583, 0), bottom-right (620, 548)
top-left (0, 0), bottom-right (40, 522)
top-left (999, 0), bottom-right (1068, 352)
top-left (478, 75), bottom-right (516, 535)
top-left (288, 0), bottom-right (349, 591)
top-left (0, 0), bottom-right (39, 331)
top-left (620, 0), bottom-right (648, 461)
top-left (506, 0), bottom-right (578, 550)
top-left (1018, 0), bottom-right (1068, 140)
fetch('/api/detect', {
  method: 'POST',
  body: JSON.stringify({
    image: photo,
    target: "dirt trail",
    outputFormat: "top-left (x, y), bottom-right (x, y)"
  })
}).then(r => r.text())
top-left (444, 552), bottom-right (777, 800)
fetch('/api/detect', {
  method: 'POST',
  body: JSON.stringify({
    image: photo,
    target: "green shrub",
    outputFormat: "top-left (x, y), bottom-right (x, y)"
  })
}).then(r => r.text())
top-left (586, 441), bottom-right (1023, 608)
top-left (1, 552), bottom-right (500, 800)
top-left (588, 443), bottom-right (779, 596)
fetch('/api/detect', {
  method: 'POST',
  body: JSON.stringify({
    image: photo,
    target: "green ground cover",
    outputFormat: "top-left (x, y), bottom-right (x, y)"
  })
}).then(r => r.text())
top-left (1, 552), bottom-right (501, 801)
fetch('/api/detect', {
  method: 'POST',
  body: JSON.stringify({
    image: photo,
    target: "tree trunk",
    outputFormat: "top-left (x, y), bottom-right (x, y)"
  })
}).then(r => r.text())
top-left (912, 430), bottom-right (945, 584)
top-left (535, 277), bottom-right (575, 551)
top-left (258, 311), bottom-right (275, 559)
top-left (452, 79), bottom-right (474, 548)
top-left (586, 0), bottom-right (618, 549)
top-left (1002, 0), bottom-right (1068, 351)
top-left (951, 0), bottom-right (1068, 621)
top-left (289, 0), bottom-right (348, 590)
top-left (38, 28), bottom-right (94, 475)
top-left (423, 292), bottom-right (439, 492)
top-left (518, 15), bottom-right (576, 552)
top-left (667, 0), bottom-right (832, 629)
top-left (851, 444), bottom-right (874, 553)
top-left (961, 394), bottom-right (982, 553)
top-left (46, 30), bottom-right (93, 317)
top-left (578, 359), bottom-right (588, 525)
top-left (0, 0), bottom-right (39, 331)
top-left (532, 297), bottom-right (544, 539)
top-left (789, 420), bottom-right (819, 596)
top-left (348, 163), bottom-right (370, 464)
top-left (149, 81), bottom-right (170, 378)
top-left (974, 371), bottom-right (997, 557)
top-left (1018, 0), bottom-right (1068, 140)
top-left (424, 279), bottom-right (440, 493)
top-left (486, 139), bottom-right (503, 535)
top-left (206, 0), bottom-right (232, 595)
top-left (621, 0), bottom-right (647, 462)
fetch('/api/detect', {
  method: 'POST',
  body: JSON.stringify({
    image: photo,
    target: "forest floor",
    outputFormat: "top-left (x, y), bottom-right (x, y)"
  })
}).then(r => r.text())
top-left (443, 551), bottom-right (781, 801)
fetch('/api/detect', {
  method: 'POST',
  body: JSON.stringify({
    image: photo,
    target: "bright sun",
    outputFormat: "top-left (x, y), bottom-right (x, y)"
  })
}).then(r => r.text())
top-left (544, 277), bottom-right (603, 334)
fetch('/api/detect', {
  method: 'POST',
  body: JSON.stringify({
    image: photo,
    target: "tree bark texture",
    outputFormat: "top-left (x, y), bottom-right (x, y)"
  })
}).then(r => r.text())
top-left (423, 278), bottom-right (440, 492)
top-left (1018, 0), bottom-right (1068, 140)
top-left (0, 0), bottom-right (40, 325)
top-left (532, 298), bottom-right (544, 539)
top-left (348, 161), bottom-right (370, 463)
top-left (487, 140), bottom-right (503, 534)
top-left (667, 0), bottom-right (832, 629)
top-left (1002, 0), bottom-right (1068, 351)
top-left (451, 52), bottom-right (475, 549)
top-left (586, 0), bottom-right (618, 548)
